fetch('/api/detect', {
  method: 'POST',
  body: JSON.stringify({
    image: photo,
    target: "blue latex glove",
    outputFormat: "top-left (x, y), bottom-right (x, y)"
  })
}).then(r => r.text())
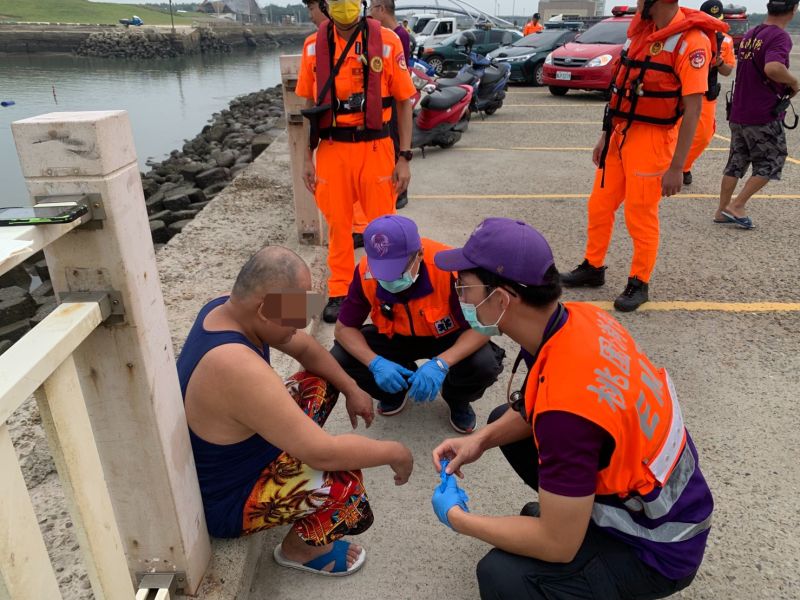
top-left (432, 459), bottom-right (470, 529)
top-left (368, 356), bottom-right (414, 394)
top-left (407, 357), bottom-right (449, 403)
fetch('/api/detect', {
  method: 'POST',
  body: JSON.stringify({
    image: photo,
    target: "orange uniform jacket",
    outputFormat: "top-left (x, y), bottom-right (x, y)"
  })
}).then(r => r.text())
top-left (523, 21), bottom-right (543, 36)
top-left (359, 239), bottom-right (461, 338)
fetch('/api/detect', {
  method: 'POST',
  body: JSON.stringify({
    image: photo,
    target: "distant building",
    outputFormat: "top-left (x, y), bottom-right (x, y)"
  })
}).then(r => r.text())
top-left (197, 0), bottom-right (265, 24)
top-left (537, 0), bottom-right (606, 20)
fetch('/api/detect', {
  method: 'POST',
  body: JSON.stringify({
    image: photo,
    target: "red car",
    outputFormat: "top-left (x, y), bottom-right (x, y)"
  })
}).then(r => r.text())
top-left (542, 6), bottom-right (634, 96)
top-left (722, 5), bottom-right (749, 51)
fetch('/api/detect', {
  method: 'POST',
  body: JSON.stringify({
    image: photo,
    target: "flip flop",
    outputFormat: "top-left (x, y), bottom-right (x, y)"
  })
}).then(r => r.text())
top-left (273, 540), bottom-right (366, 577)
top-left (713, 217), bottom-right (731, 224)
top-left (721, 211), bottom-right (754, 230)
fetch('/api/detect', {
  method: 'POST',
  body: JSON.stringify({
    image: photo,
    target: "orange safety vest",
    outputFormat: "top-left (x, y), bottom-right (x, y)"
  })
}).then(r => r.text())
top-left (359, 239), bottom-right (460, 338)
top-left (315, 17), bottom-right (388, 131)
top-left (524, 303), bottom-right (686, 499)
top-left (608, 8), bottom-right (727, 128)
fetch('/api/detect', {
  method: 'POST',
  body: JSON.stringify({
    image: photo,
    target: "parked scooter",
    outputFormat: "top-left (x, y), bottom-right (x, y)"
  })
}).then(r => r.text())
top-left (436, 31), bottom-right (510, 116)
top-left (409, 64), bottom-right (472, 153)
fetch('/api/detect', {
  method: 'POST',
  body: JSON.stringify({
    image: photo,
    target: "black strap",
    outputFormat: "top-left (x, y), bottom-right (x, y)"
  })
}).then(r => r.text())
top-left (620, 55), bottom-right (676, 74)
top-left (318, 123), bottom-right (390, 142)
top-left (334, 96), bottom-right (394, 115)
top-left (316, 21), bottom-right (364, 108)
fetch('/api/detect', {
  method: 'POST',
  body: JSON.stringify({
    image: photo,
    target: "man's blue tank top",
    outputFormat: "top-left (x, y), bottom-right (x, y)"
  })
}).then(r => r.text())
top-left (176, 296), bottom-right (282, 538)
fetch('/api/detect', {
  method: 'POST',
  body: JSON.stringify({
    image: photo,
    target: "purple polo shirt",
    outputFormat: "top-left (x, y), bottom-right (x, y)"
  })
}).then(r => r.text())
top-left (337, 262), bottom-right (467, 331)
top-left (394, 24), bottom-right (411, 64)
top-left (523, 310), bottom-right (712, 580)
top-left (730, 24), bottom-right (793, 125)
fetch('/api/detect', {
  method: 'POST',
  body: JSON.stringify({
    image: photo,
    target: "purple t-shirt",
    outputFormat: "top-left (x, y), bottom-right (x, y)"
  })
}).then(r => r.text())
top-left (394, 24), bottom-right (411, 64)
top-left (730, 24), bottom-right (793, 125)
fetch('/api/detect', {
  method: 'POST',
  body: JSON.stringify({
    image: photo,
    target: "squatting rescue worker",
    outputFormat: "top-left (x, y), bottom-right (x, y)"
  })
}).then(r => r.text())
top-left (682, 0), bottom-right (736, 186)
top-left (297, 0), bottom-right (416, 323)
top-left (331, 215), bottom-right (505, 434)
top-left (430, 218), bottom-right (714, 600)
top-left (523, 13), bottom-right (544, 36)
top-left (561, 0), bottom-right (727, 312)
top-left (177, 246), bottom-right (413, 577)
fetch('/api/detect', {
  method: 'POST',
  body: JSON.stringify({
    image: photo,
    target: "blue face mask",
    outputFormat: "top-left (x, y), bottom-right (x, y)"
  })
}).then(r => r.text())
top-left (460, 289), bottom-right (505, 337)
top-left (379, 270), bottom-right (418, 294)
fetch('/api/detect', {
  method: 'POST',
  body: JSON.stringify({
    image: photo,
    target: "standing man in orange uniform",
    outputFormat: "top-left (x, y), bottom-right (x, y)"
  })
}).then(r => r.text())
top-left (560, 0), bottom-right (726, 312)
top-left (682, 0), bottom-right (735, 185)
top-left (523, 13), bottom-right (543, 36)
top-left (297, 0), bottom-right (416, 323)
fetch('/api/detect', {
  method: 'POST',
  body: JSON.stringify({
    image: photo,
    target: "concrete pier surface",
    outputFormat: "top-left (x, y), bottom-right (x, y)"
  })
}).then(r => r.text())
top-left (240, 87), bottom-right (800, 598)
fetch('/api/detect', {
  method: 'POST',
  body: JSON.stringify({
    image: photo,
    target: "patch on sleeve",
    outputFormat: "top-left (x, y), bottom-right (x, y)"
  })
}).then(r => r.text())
top-left (435, 316), bottom-right (455, 335)
top-left (397, 54), bottom-right (407, 70)
top-left (689, 49), bottom-right (706, 69)
top-left (307, 43), bottom-right (316, 56)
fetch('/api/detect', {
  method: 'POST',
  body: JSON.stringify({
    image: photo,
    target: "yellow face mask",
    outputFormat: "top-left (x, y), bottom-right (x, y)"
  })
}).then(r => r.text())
top-left (328, 0), bottom-right (361, 25)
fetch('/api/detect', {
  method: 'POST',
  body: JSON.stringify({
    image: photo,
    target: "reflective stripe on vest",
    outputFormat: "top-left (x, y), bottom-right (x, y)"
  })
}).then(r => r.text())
top-left (647, 370), bottom-right (687, 485)
top-left (624, 442), bottom-right (695, 519)
top-left (592, 500), bottom-right (712, 543)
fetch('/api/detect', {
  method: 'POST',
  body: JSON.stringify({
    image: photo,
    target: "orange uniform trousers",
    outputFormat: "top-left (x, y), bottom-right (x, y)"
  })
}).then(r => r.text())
top-left (316, 137), bottom-right (396, 297)
top-left (585, 124), bottom-right (677, 283)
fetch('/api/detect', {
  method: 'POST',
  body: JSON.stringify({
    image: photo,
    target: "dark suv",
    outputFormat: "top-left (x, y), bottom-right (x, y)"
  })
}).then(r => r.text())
top-left (420, 27), bottom-right (522, 75)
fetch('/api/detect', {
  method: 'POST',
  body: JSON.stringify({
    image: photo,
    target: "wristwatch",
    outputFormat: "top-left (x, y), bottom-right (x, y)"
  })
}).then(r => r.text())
top-left (398, 149), bottom-right (413, 162)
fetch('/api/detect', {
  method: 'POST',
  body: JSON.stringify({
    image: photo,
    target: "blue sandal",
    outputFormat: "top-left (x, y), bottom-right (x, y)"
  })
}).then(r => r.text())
top-left (273, 540), bottom-right (366, 576)
top-left (721, 211), bottom-right (754, 230)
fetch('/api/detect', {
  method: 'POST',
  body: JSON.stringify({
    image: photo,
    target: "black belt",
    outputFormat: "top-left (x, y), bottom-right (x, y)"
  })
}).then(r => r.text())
top-left (319, 124), bottom-right (390, 143)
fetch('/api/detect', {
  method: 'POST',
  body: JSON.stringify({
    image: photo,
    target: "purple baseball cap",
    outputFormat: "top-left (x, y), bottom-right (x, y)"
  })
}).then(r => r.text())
top-left (434, 218), bottom-right (555, 285)
top-left (364, 215), bottom-right (422, 281)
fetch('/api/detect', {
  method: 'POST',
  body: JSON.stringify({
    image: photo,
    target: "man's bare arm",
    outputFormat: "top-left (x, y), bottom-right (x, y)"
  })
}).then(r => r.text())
top-left (275, 331), bottom-right (360, 396)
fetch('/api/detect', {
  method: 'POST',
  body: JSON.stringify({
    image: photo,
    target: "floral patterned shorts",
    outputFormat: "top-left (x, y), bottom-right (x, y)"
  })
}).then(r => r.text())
top-left (241, 371), bottom-right (374, 545)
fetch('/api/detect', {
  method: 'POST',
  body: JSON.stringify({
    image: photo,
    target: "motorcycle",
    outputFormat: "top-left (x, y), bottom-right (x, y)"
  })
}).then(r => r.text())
top-left (436, 31), bottom-right (510, 116)
top-left (409, 64), bottom-right (472, 154)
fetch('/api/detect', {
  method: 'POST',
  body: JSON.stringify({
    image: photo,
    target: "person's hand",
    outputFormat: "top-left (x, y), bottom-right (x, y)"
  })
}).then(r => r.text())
top-left (344, 384), bottom-right (374, 429)
top-left (661, 166), bottom-right (683, 197)
top-left (432, 434), bottom-right (485, 479)
top-left (302, 155), bottom-right (316, 193)
top-left (390, 442), bottom-right (414, 485)
top-left (432, 459), bottom-right (470, 529)
top-left (368, 356), bottom-right (413, 394)
top-left (393, 157), bottom-right (411, 194)
top-left (788, 79), bottom-right (799, 98)
top-left (407, 358), bottom-right (448, 403)
top-left (592, 132), bottom-right (606, 167)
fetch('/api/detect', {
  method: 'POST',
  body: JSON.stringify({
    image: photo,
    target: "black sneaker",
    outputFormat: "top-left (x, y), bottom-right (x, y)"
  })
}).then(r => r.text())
top-left (378, 395), bottom-right (407, 416)
top-left (322, 296), bottom-right (345, 323)
top-left (614, 277), bottom-right (649, 312)
top-left (352, 232), bottom-right (364, 249)
top-left (448, 403), bottom-right (476, 434)
top-left (683, 171), bottom-right (693, 185)
top-left (560, 259), bottom-right (606, 288)
top-left (396, 191), bottom-right (408, 210)
top-left (520, 502), bottom-right (540, 517)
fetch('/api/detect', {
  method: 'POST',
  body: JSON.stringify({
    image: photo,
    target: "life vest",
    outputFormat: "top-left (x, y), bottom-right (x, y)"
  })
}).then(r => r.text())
top-left (359, 239), bottom-right (460, 338)
top-left (608, 8), bottom-right (728, 129)
top-left (315, 17), bottom-right (388, 131)
top-left (523, 303), bottom-right (710, 542)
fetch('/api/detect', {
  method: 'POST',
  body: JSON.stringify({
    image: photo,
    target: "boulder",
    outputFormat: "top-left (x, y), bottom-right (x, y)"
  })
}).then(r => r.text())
top-left (30, 281), bottom-right (54, 306)
top-left (171, 209), bottom-right (200, 221)
top-left (149, 220), bottom-right (170, 244)
top-left (148, 210), bottom-right (180, 225)
top-left (195, 167), bottom-right (229, 189)
top-left (145, 191), bottom-right (166, 214)
top-left (202, 181), bottom-right (228, 199)
top-left (141, 177), bottom-right (160, 198)
top-left (30, 302), bottom-right (57, 327)
top-left (163, 193), bottom-right (191, 212)
top-left (251, 132), bottom-right (276, 158)
top-left (179, 162), bottom-right (205, 182)
top-left (0, 319), bottom-right (30, 344)
top-left (188, 200), bottom-right (211, 212)
top-left (34, 260), bottom-right (50, 282)
top-left (167, 219), bottom-right (193, 236)
top-left (0, 287), bottom-right (36, 326)
top-left (0, 339), bottom-right (11, 356)
top-left (215, 149), bottom-right (237, 168)
top-left (0, 264), bottom-right (31, 289)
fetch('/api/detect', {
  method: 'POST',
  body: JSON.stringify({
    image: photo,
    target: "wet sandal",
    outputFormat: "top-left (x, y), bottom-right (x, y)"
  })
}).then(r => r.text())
top-left (273, 540), bottom-right (366, 577)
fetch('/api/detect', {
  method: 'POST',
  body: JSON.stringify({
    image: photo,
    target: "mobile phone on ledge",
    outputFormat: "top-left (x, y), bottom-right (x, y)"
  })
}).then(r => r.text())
top-left (0, 203), bottom-right (88, 226)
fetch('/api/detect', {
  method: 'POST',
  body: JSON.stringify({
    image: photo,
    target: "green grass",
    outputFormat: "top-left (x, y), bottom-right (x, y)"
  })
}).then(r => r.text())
top-left (0, 0), bottom-right (205, 25)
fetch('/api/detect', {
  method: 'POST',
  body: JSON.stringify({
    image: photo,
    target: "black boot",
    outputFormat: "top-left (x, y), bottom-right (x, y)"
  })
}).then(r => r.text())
top-left (396, 191), bottom-right (408, 209)
top-left (560, 259), bottom-right (606, 287)
top-left (322, 296), bottom-right (345, 323)
top-left (352, 232), bottom-right (364, 249)
top-left (683, 171), bottom-right (692, 185)
top-left (614, 277), bottom-right (649, 312)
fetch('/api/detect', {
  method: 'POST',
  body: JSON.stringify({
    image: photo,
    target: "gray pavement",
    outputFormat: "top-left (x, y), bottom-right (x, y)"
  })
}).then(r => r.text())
top-left (248, 82), bottom-right (800, 599)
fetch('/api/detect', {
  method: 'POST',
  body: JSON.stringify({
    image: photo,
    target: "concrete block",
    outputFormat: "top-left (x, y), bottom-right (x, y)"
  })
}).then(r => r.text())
top-left (12, 111), bottom-right (137, 178)
top-left (150, 219), bottom-right (170, 244)
top-left (0, 287), bottom-right (36, 325)
top-left (167, 219), bottom-right (193, 236)
top-left (0, 339), bottom-right (11, 356)
top-left (30, 281), bottom-right (54, 305)
top-left (0, 264), bottom-right (32, 289)
top-left (0, 318), bottom-right (31, 343)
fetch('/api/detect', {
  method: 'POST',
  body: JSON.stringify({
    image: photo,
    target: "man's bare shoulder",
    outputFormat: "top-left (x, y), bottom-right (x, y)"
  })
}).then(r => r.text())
top-left (200, 342), bottom-right (273, 380)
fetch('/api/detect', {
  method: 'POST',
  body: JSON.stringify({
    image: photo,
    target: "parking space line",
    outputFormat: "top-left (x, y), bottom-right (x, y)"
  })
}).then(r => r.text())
top-left (470, 120), bottom-right (603, 125)
top-left (455, 146), bottom-right (731, 153)
top-left (412, 193), bottom-right (800, 200)
top-left (587, 301), bottom-right (800, 313)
